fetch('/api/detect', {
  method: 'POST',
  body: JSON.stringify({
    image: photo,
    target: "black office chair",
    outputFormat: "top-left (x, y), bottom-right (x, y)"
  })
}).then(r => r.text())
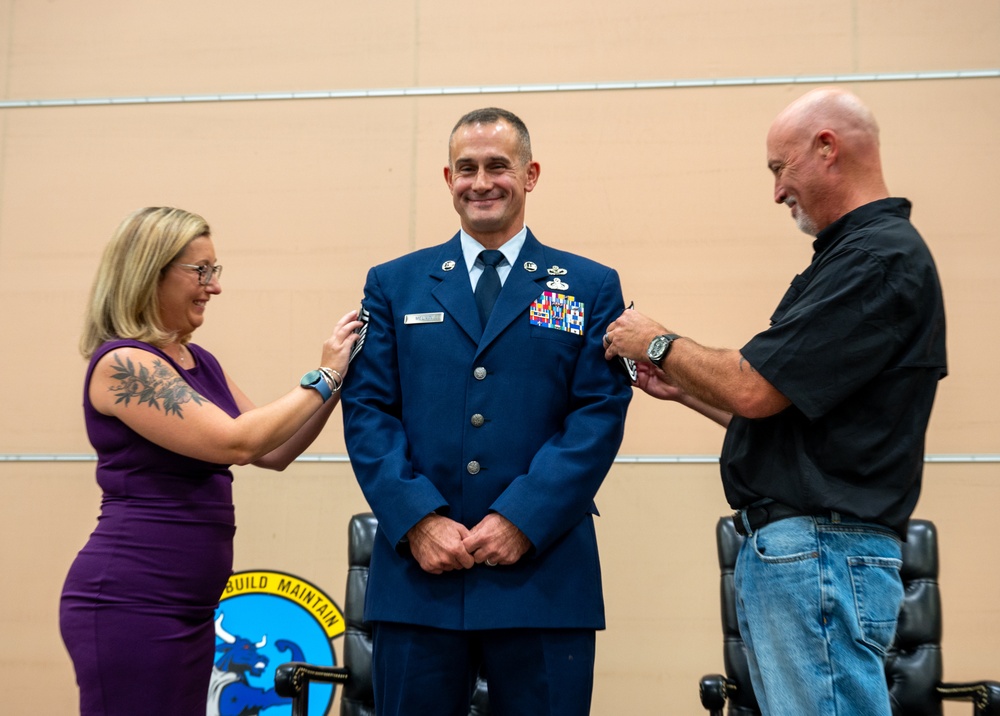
top-left (699, 516), bottom-right (1000, 715)
top-left (275, 512), bottom-right (490, 716)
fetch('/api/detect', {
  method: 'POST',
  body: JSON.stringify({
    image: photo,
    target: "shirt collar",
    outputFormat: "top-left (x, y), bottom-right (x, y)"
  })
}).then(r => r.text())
top-left (460, 226), bottom-right (528, 272)
top-left (813, 198), bottom-right (912, 254)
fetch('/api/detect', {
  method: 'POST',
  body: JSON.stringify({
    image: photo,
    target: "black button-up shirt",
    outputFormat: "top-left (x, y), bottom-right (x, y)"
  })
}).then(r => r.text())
top-left (721, 198), bottom-right (947, 538)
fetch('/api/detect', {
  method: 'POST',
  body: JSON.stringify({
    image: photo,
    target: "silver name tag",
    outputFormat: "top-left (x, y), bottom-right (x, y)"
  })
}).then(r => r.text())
top-left (404, 312), bottom-right (444, 324)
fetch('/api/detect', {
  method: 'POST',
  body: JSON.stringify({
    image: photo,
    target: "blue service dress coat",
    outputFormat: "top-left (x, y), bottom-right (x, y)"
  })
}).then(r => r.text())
top-left (342, 229), bottom-right (632, 631)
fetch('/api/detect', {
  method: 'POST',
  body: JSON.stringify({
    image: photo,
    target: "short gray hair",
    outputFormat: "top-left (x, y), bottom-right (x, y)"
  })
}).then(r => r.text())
top-left (449, 107), bottom-right (532, 166)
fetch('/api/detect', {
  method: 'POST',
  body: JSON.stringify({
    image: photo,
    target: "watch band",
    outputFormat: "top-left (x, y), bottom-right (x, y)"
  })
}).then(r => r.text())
top-left (301, 370), bottom-right (333, 402)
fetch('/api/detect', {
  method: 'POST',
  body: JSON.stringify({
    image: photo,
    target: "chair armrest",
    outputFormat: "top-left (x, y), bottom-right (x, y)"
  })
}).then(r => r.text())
top-left (938, 681), bottom-right (1000, 716)
top-left (275, 661), bottom-right (350, 697)
top-left (700, 673), bottom-right (731, 713)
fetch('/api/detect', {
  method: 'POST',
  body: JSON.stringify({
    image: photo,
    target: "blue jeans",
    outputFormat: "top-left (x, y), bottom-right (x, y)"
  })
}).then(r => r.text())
top-left (734, 514), bottom-right (903, 716)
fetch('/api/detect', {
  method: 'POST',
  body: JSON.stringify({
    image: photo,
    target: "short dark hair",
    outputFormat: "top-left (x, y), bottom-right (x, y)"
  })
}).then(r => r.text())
top-left (449, 107), bottom-right (532, 166)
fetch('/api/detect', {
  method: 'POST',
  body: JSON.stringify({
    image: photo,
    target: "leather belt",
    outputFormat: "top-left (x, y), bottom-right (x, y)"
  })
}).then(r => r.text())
top-left (733, 502), bottom-right (806, 537)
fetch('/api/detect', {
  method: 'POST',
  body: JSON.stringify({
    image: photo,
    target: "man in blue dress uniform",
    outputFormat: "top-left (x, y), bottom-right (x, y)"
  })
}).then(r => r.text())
top-left (342, 107), bottom-right (632, 715)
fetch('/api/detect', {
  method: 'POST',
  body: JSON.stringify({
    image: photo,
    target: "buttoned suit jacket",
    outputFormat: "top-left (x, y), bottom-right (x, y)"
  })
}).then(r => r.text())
top-left (342, 229), bottom-right (632, 630)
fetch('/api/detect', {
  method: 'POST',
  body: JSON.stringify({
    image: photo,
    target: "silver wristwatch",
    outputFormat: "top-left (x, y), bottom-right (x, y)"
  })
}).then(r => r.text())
top-left (647, 333), bottom-right (681, 368)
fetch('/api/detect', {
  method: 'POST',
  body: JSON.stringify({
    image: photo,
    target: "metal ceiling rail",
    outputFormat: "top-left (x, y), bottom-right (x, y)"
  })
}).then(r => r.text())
top-left (1, 69), bottom-right (997, 110)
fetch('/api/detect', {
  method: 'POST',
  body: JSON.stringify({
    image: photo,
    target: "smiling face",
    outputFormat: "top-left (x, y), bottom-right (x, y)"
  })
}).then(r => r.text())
top-left (156, 235), bottom-right (221, 340)
top-left (443, 119), bottom-right (540, 248)
top-left (764, 88), bottom-right (891, 238)
top-left (766, 121), bottom-right (829, 237)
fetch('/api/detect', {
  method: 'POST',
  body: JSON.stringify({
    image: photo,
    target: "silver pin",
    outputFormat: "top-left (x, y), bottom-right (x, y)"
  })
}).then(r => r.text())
top-left (442, 260), bottom-right (456, 271)
top-left (523, 261), bottom-right (538, 272)
top-left (546, 278), bottom-right (569, 290)
top-left (547, 265), bottom-right (567, 276)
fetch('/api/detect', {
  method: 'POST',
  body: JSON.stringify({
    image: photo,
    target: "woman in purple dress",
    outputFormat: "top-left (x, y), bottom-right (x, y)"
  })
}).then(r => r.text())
top-left (60, 207), bottom-right (361, 715)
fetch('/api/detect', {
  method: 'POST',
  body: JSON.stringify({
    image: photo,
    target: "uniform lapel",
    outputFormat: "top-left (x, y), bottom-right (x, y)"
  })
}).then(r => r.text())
top-left (430, 233), bottom-right (481, 344)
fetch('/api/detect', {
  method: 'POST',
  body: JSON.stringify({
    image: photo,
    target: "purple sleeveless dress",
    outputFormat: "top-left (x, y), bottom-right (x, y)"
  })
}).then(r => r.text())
top-left (60, 339), bottom-right (240, 715)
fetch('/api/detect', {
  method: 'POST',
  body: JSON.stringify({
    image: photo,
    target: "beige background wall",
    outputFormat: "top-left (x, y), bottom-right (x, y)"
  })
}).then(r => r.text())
top-left (1, 1), bottom-right (998, 713)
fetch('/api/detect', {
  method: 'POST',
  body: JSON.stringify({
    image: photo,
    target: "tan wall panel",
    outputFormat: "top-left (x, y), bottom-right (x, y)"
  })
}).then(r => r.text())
top-left (857, 2), bottom-right (1000, 70)
top-left (4, 1), bottom-right (999, 100)
top-left (4, 1), bottom-right (417, 97)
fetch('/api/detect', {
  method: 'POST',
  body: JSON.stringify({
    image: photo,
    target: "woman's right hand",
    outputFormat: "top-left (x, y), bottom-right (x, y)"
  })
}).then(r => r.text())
top-left (318, 309), bottom-right (364, 380)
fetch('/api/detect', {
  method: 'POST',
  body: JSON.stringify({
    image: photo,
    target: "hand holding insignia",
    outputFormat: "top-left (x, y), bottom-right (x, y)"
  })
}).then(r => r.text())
top-left (319, 309), bottom-right (365, 379)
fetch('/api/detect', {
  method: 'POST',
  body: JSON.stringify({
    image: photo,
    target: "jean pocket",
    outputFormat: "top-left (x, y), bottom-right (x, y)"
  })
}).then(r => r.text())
top-left (752, 517), bottom-right (820, 563)
top-left (848, 556), bottom-right (903, 655)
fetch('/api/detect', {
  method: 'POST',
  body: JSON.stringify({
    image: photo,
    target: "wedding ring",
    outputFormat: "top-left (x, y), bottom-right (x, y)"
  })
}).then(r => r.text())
top-left (485, 559), bottom-right (497, 567)
top-left (603, 333), bottom-right (612, 345)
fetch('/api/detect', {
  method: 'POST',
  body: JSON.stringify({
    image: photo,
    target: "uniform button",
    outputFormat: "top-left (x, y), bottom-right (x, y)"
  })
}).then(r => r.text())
top-left (473, 367), bottom-right (487, 380)
top-left (471, 414), bottom-right (485, 428)
top-left (467, 461), bottom-right (481, 475)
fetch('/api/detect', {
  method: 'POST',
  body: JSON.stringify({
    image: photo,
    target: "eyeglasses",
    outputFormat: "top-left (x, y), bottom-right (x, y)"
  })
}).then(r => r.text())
top-left (174, 263), bottom-right (223, 286)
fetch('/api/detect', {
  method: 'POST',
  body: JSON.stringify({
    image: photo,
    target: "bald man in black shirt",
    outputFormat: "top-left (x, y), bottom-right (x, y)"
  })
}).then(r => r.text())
top-left (604, 87), bottom-right (946, 716)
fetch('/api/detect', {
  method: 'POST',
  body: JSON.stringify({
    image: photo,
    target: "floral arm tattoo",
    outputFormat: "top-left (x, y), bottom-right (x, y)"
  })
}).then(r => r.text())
top-left (108, 353), bottom-right (205, 418)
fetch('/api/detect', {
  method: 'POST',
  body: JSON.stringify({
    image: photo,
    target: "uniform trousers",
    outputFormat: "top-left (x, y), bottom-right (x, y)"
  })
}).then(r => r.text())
top-left (372, 621), bottom-right (596, 716)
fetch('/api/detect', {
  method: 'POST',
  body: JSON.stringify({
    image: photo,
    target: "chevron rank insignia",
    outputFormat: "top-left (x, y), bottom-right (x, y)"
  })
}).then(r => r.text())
top-left (349, 303), bottom-right (370, 363)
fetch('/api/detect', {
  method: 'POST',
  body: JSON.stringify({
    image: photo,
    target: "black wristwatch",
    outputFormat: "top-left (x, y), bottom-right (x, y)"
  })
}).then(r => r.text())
top-left (647, 334), bottom-right (681, 368)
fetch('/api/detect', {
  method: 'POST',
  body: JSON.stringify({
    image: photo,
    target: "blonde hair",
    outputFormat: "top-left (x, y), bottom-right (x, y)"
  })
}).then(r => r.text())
top-left (80, 207), bottom-right (210, 358)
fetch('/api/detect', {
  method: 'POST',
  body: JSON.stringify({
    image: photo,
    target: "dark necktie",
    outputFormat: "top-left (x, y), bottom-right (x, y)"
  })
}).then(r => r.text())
top-left (474, 250), bottom-right (504, 328)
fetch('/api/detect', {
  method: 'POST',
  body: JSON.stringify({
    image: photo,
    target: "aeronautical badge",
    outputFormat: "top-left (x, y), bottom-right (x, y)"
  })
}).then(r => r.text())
top-left (442, 260), bottom-right (456, 271)
top-left (547, 265), bottom-right (568, 276)
top-left (546, 278), bottom-right (569, 291)
top-left (529, 291), bottom-right (585, 335)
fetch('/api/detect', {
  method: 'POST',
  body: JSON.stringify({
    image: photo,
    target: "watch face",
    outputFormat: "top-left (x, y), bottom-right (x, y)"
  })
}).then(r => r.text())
top-left (300, 369), bottom-right (333, 401)
top-left (648, 336), bottom-right (668, 360)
